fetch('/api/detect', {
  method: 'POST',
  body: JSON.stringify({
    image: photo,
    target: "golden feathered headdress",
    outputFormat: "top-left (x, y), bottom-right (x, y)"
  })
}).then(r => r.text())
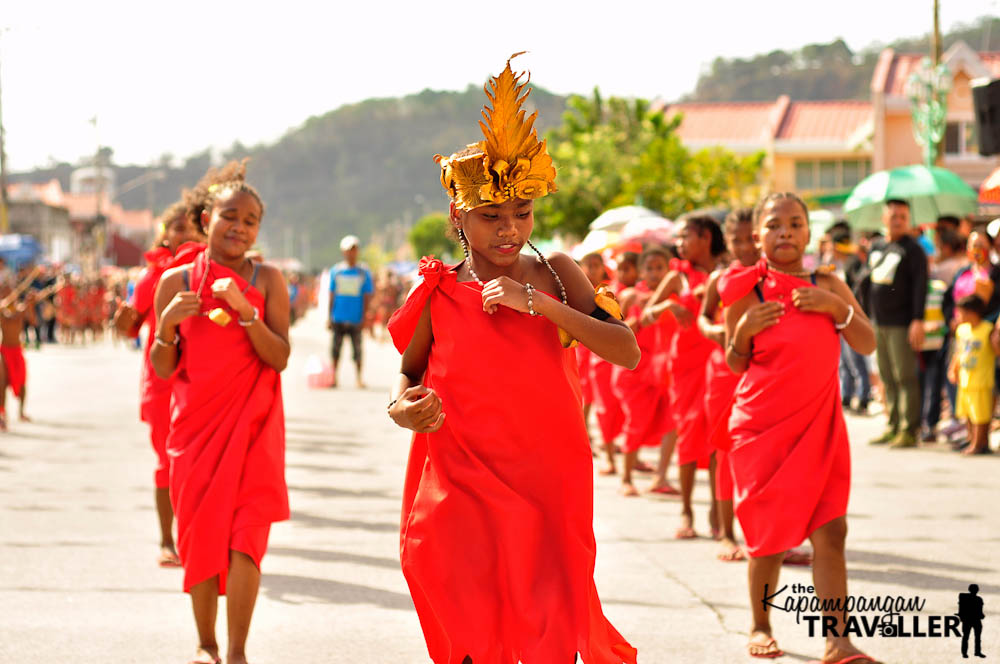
top-left (434, 53), bottom-right (557, 211)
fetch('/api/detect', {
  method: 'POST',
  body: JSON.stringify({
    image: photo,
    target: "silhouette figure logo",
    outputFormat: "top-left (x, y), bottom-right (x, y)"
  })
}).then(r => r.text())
top-left (958, 584), bottom-right (986, 659)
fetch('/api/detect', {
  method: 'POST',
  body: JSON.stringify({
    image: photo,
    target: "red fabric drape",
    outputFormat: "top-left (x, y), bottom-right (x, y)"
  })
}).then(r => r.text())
top-left (666, 259), bottom-right (714, 467)
top-left (388, 258), bottom-right (636, 664)
top-left (721, 263), bottom-right (850, 557)
top-left (168, 250), bottom-right (288, 593)
top-left (611, 282), bottom-right (673, 453)
top-left (131, 242), bottom-right (204, 488)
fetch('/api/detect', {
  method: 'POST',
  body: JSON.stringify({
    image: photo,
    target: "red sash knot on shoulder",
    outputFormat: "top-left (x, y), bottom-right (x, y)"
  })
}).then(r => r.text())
top-left (388, 256), bottom-right (457, 354)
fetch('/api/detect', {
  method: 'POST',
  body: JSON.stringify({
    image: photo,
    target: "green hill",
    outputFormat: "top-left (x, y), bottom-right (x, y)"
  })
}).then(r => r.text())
top-left (683, 15), bottom-right (1000, 102)
top-left (12, 84), bottom-right (567, 269)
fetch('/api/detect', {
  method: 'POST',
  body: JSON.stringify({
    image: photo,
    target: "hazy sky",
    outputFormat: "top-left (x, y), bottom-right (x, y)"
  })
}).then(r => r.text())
top-left (2, 0), bottom-right (998, 171)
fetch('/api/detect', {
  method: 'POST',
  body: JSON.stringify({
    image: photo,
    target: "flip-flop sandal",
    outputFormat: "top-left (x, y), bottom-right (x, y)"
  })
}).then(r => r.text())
top-left (804, 655), bottom-right (877, 664)
top-left (675, 526), bottom-right (697, 540)
top-left (783, 548), bottom-right (812, 566)
top-left (158, 552), bottom-right (182, 568)
top-left (717, 547), bottom-right (746, 562)
top-left (633, 461), bottom-right (655, 473)
top-left (747, 637), bottom-right (784, 659)
top-left (647, 484), bottom-right (679, 495)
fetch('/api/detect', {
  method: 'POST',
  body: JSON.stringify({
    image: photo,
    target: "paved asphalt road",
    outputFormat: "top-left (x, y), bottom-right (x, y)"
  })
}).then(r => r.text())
top-left (1, 309), bottom-right (997, 663)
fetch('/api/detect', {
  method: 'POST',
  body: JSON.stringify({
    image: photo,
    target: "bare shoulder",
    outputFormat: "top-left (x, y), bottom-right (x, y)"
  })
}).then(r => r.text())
top-left (815, 270), bottom-right (847, 292)
top-left (545, 251), bottom-right (579, 272)
top-left (258, 263), bottom-right (286, 286)
top-left (159, 264), bottom-right (191, 291)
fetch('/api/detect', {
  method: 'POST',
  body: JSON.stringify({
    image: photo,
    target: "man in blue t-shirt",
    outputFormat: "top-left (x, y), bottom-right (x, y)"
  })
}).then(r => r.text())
top-left (328, 235), bottom-right (374, 387)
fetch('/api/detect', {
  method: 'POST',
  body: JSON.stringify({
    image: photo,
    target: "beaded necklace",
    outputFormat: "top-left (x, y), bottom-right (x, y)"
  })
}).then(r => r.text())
top-left (766, 261), bottom-right (812, 279)
top-left (458, 229), bottom-right (567, 305)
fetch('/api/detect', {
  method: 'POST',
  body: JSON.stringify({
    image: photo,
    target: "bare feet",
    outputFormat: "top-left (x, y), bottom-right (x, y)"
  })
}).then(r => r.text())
top-left (717, 537), bottom-right (745, 562)
top-left (356, 378), bottom-right (366, 389)
top-left (598, 462), bottom-right (616, 476)
top-left (189, 645), bottom-right (221, 664)
top-left (620, 483), bottom-right (639, 497)
top-left (18, 412), bottom-right (31, 422)
top-left (747, 631), bottom-right (783, 658)
top-left (226, 653), bottom-right (249, 664)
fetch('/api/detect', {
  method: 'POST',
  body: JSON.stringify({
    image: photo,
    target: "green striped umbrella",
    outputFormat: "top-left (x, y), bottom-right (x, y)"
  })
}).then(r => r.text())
top-left (844, 164), bottom-right (978, 230)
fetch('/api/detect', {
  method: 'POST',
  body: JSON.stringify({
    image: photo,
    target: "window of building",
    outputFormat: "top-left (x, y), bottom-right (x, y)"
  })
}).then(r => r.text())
top-left (945, 121), bottom-right (980, 156)
top-left (819, 161), bottom-right (838, 189)
top-left (794, 159), bottom-right (871, 191)
top-left (796, 161), bottom-right (816, 190)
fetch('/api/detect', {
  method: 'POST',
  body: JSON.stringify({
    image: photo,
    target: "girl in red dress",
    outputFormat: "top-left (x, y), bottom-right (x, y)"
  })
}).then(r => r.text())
top-left (577, 252), bottom-right (610, 444)
top-left (643, 215), bottom-right (725, 539)
top-left (152, 161), bottom-right (290, 664)
top-left (388, 56), bottom-right (639, 664)
top-left (114, 200), bottom-right (205, 567)
top-left (697, 208), bottom-right (758, 561)
top-left (612, 248), bottom-right (675, 496)
top-left (721, 193), bottom-right (877, 663)
top-left (592, 252), bottom-right (637, 475)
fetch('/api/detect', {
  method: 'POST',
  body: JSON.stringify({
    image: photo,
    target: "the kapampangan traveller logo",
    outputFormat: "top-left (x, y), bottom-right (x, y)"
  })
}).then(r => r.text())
top-left (761, 582), bottom-right (987, 657)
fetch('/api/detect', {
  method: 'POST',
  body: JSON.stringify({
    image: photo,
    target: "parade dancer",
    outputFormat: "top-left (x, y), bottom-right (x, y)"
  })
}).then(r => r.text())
top-left (643, 215), bottom-right (725, 539)
top-left (612, 248), bottom-right (675, 496)
top-left (0, 276), bottom-right (39, 428)
top-left (577, 253), bottom-right (609, 444)
top-left (721, 193), bottom-right (877, 663)
top-left (388, 55), bottom-right (638, 664)
top-left (152, 161), bottom-right (290, 664)
top-left (592, 252), bottom-right (637, 475)
top-left (114, 200), bottom-right (205, 567)
top-left (697, 207), bottom-right (758, 561)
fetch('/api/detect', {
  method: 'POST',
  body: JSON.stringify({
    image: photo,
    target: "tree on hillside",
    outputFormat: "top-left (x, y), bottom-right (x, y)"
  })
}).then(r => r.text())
top-left (534, 91), bottom-right (764, 238)
top-left (682, 16), bottom-right (1000, 103)
top-left (409, 212), bottom-right (458, 260)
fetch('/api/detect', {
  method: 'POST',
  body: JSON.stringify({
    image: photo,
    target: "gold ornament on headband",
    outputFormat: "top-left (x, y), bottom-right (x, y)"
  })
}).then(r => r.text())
top-left (434, 52), bottom-right (557, 211)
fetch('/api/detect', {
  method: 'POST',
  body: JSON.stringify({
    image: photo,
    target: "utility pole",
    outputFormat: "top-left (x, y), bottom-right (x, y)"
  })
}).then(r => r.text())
top-left (932, 0), bottom-right (942, 66)
top-left (0, 31), bottom-right (10, 234)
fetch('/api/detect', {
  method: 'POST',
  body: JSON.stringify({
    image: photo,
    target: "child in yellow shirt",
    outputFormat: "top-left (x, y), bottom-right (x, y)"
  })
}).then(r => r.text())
top-left (948, 295), bottom-right (995, 455)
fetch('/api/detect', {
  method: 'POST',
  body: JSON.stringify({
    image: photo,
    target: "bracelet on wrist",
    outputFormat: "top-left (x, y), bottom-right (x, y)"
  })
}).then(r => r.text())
top-left (834, 304), bottom-right (854, 331)
top-left (728, 338), bottom-right (752, 358)
top-left (154, 331), bottom-right (179, 347)
top-left (524, 283), bottom-right (539, 316)
top-left (238, 308), bottom-right (260, 327)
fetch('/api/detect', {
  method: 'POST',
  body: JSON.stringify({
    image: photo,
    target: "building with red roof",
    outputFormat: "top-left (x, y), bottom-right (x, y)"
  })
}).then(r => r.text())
top-left (653, 41), bottom-right (1000, 210)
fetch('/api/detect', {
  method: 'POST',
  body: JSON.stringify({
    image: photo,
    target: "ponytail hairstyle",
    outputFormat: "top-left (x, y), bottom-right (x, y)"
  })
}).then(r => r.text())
top-left (187, 158), bottom-right (265, 232)
top-left (682, 214), bottom-right (726, 257)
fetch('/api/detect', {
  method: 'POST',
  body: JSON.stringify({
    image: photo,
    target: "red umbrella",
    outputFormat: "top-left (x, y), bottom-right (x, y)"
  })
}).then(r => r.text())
top-left (980, 166), bottom-right (1000, 204)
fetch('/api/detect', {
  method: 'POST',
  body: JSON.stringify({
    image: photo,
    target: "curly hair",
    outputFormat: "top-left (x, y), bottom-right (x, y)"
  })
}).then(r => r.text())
top-left (150, 200), bottom-right (189, 249)
top-left (753, 192), bottom-right (809, 228)
top-left (186, 158), bottom-right (265, 231)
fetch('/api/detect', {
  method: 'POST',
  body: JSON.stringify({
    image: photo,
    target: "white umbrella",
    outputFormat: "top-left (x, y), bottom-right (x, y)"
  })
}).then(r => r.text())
top-left (571, 229), bottom-right (620, 260)
top-left (589, 205), bottom-right (665, 232)
top-left (620, 216), bottom-right (674, 245)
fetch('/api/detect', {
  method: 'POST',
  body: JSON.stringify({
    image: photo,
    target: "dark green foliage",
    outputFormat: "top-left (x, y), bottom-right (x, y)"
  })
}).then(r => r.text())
top-left (684, 16), bottom-right (1000, 102)
top-left (408, 213), bottom-right (457, 261)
